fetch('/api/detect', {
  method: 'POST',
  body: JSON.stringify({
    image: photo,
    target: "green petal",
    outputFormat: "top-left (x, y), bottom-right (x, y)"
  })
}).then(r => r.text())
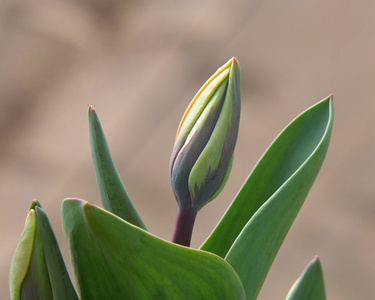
top-left (189, 59), bottom-right (240, 207)
top-left (20, 210), bottom-right (53, 300)
top-left (10, 202), bottom-right (78, 300)
top-left (286, 256), bottom-right (326, 300)
top-left (62, 198), bottom-right (245, 300)
top-left (175, 60), bottom-right (231, 141)
top-left (88, 106), bottom-right (146, 230)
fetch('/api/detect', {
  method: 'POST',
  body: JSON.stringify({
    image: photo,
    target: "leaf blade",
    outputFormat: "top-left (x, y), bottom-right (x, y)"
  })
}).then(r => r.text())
top-left (224, 96), bottom-right (333, 299)
top-left (201, 96), bottom-right (333, 257)
top-left (88, 106), bottom-right (146, 230)
top-left (286, 256), bottom-right (326, 300)
top-left (62, 198), bottom-right (245, 300)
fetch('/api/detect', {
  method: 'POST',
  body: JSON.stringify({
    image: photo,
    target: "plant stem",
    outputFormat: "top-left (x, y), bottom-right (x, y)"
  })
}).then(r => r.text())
top-left (172, 206), bottom-right (197, 247)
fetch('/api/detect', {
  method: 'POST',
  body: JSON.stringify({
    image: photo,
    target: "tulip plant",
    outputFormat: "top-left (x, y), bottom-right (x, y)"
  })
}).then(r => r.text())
top-left (10, 58), bottom-right (333, 300)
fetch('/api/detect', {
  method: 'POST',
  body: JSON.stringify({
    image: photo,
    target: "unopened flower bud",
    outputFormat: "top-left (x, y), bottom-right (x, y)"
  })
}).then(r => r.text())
top-left (9, 200), bottom-right (78, 300)
top-left (169, 57), bottom-right (241, 211)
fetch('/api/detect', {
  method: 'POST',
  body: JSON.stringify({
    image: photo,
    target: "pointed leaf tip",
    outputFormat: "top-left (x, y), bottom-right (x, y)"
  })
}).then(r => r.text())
top-left (88, 105), bottom-right (96, 116)
top-left (88, 108), bottom-right (146, 230)
top-left (286, 256), bottom-right (326, 300)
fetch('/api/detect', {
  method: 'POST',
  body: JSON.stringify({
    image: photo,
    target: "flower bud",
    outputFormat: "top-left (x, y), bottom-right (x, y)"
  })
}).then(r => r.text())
top-left (169, 57), bottom-right (241, 211)
top-left (9, 200), bottom-right (78, 300)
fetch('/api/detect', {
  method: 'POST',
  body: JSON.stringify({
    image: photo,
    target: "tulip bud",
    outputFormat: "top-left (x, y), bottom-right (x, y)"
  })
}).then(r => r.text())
top-left (170, 57), bottom-right (241, 211)
top-left (9, 200), bottom-right (78, 300)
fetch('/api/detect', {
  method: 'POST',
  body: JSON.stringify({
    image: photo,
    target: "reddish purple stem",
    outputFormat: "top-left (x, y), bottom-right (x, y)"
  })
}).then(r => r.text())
top-left (172, 206), bottom-right (197, 247)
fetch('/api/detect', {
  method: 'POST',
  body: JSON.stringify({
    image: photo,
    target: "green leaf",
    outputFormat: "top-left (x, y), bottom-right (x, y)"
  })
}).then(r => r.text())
top-left (201, 96), bottom-right (333, 299)
top-left (62, 198), bottom-right (246, 300)
top-left (88, 106), bottom-right (146, 230)
top-left (286, 256), bottom-right (326, 300)
top-left (35, 207), bottom-right (78, 300)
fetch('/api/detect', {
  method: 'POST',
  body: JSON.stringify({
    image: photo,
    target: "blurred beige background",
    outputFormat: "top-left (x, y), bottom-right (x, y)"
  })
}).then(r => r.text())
top-left (1, 0), bottom-right (374, 299)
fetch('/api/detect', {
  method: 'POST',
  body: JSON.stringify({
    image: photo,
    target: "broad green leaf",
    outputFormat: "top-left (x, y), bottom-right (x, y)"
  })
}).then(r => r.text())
top-left (286, 256), bottom-right (326, 300)
top-left (62, 198), bottom-right (245, 300)
top-left (88, 106), bottom-right (146, 230)
top-left (224, 97), bottom-right (333, 299)
top-left (35, 207), bottom-right (78, 300)
top-left (201, 96), bottom-right (333, 258)
top-left (200, 96), bottom-right (333, 299)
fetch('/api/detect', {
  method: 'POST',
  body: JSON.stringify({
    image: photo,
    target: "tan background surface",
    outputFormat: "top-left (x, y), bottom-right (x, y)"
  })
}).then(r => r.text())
top-left (1, 0), bottom-right (374, 299)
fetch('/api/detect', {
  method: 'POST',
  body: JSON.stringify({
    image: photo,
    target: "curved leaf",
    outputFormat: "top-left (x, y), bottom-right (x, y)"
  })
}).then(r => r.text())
top-left (88, 106), bottom-right (146, 230)
top-left (200, 96), bottom-right (333, 299)
top-left (286, 256), bottom-right (326, 300)
top-left (201, 96), bottom-right (333, 256)
top-left (35, 207), bottom-right (78, 300)
top-left (62, 199), bottom-right (245, 300)
top-left (225, 97), bottom-right (333, 299)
